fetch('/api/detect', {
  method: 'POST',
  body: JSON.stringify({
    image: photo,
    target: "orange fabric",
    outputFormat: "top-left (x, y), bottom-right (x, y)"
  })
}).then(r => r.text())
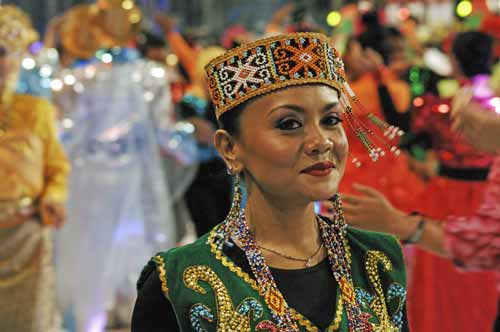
top-left (340, 73), bottom-right (424, 211)
top-left (0, 94), bottom-right (69, 203)
top-left (0, 94), bottom-right (69, 227)
top-left (166, 31), bottom-right (197, 81)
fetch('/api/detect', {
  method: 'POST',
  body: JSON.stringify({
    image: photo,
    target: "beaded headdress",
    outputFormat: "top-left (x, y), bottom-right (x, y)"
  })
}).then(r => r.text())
top-left (0, 5), bottom-right (38, 53)
top-left (205, 32), bottom-right (402, 162)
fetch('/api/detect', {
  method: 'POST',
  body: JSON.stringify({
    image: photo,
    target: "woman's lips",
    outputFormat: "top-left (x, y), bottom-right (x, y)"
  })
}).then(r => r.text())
top-left (301, 161), bottom-right (335, 177)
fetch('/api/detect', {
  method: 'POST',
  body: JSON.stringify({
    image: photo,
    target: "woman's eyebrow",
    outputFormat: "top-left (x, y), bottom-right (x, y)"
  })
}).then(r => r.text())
top-left (322, 102), bottom-right (340, 113)
top-left (268, 104), bottom-right (305, 116)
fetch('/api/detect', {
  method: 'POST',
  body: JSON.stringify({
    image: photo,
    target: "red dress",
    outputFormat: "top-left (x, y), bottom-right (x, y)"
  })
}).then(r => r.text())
top-left (445, 154), bottom-right (500, 272)
top-left (407, 94), bottom-right (498, 332)
top-left (339, 73), bottom-right (426, 211)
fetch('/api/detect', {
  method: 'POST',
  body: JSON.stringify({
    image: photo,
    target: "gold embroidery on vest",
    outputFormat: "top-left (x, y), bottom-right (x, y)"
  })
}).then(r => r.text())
top-left (184, 265), bottom-right (264, 332)
top-left (153, 255), bottom-right (169, 299)
top-left (364, 251), bottom-right (398, 332)
top-left (207, 227), bottom-right (344, 332)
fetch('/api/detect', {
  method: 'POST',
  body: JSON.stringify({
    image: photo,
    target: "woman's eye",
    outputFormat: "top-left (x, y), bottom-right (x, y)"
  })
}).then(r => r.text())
top-left (322, 115), bottom-right (343, 126)
top-left (277, 119), bottom-right (302, 130)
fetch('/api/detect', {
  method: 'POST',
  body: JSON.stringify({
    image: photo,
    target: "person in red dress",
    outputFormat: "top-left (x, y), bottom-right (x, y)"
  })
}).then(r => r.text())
top-left (404, 31), bottom-right (498, 332)
top-left (343, 31), bottom-right (499, 332)
top-left (338, 28), bottom-right (426, 213)
top-left (341, 91), bottom-right (500, 330)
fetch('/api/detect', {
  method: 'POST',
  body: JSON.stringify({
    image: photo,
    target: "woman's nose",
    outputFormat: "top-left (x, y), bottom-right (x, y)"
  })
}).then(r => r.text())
top-left (304, 128), bottom-right (334, 156)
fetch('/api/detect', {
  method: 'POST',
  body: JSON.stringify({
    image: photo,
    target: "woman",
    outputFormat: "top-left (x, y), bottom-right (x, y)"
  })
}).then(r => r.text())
top-left (339, 32), bottom-right (425, 213)
top-left (342, 101), bottom-right (500, 267)
top-left (342, 94), bottom-right (500, 331)
top-left (397, 31), bottom-right (499, 332)
top-left (132, 33), bottom-right (408, 332)
top-left (54, 2), bottom-right (179, 330)
top-left (0, 5), bottom-right (70, 332)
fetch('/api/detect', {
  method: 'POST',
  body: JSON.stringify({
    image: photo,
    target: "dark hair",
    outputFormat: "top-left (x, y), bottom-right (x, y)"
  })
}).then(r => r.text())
top-left (357, 26), bottom-right (404, 65)
top-left (136, 31), bottom-right (166, 57)
top-left (218, 102), bottom-right (246, 137)
top-left (360, 10), bottom-right (381, 29)
top-left (452, 31), bottom-right (494, 78)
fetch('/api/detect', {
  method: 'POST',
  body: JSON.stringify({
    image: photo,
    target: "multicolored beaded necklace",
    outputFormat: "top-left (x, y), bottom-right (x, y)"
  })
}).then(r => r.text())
top-left (214, 192), bottom-right (373, 332)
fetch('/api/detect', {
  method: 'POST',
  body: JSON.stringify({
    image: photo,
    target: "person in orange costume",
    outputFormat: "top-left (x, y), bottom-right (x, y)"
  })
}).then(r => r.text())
top-left (155, 13), bottom-right (198, 83)
top-left (0, 5), bottom-right (70, 332)
top-left (338, 30), bottom-right (425, 213)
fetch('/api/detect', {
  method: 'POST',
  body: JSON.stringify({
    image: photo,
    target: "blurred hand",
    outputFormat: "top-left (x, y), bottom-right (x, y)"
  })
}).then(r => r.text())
top-left (451, 89), bottom-right (500, 153)
top-left (272, 3), bottom-right (295, 21)
top-left (186, 117), bottom-right (216, 146)
top-left (155, 13), bottom-right (176, 33)
top-left (41, 201), bottom-right (66, 229)
top-left (342, 184), bottom-right (410, 237)
top-left (407, 153), bottom-right (439, 181)
top-left (365, 48), bottom-right (384, 70)
top-left (44, 15), bottom-right (65, 48)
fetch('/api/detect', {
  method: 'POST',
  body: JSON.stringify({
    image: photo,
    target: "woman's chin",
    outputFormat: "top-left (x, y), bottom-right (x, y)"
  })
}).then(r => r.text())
top-left (306, 185), bottom-right (339, 202)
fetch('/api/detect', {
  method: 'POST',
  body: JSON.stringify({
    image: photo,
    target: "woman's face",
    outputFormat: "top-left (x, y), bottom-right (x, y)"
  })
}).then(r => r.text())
top-left (221, 84), bottom-right (348, 203)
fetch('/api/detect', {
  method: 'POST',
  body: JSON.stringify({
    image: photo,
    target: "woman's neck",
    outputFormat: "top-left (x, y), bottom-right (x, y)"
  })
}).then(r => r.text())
top-left (244, 189), bottom-right (320, 257)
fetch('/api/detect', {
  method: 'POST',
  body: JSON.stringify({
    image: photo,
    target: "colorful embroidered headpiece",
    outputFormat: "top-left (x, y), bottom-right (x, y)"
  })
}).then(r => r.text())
top-left (0, 5), bottom-right (38, 53)
top-left (206, 32), bottom-right (403, 162)
top-left (206, 32), bottom-right (347, 119)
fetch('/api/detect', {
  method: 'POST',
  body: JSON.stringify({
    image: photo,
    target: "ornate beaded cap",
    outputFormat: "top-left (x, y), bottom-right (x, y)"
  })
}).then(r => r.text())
top-left (0, 5), bottom-right (38, 53)
top-left (205, 32), bottom-right (346, 119)
top-left (205, 32), bottom-right (403, 162)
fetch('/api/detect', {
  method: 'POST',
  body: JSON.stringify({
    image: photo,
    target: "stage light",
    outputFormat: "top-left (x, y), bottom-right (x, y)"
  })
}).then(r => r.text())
top-left (326, 11), bottom-right (342, 27)
top-left (437, 104), bottom-right (450, 113)
top-left (51, 79), bottom-right (64, 91)
top-left (166, 54), bottom-right (178, 66)
top-left (101, 53), bottom-right (113, 64)
top-left (122, 0), bottom-right (134, 10)
top-left (456, 0), bottom-right (473, 17)
top-left (22, 57), bottom-right (36, 70)
top-left (413, 97), bottom-right (424, 108)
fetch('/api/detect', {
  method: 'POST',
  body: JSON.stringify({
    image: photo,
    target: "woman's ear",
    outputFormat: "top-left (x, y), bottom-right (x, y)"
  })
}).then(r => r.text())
top-left (214, 129), bottom-right (243, 173)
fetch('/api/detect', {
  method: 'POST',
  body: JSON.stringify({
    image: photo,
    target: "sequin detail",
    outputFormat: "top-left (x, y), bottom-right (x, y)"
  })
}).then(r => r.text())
top-left (363, 251), bottom-right (402, 332)
top-left (208, 227), bottom-right (344, 332)
top-left (190, 303), bottom-right (214, 332)
top-left (153, 255), bottom-right (168, 299)
top-left (184, 265), bottom-right (264, 332)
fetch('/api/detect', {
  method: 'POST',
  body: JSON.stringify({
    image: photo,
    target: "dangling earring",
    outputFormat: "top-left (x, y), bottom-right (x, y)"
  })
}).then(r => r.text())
top-left (219, 170), bottom-right (243, 247)
top-left (329, 194), bottom-right (347, 229)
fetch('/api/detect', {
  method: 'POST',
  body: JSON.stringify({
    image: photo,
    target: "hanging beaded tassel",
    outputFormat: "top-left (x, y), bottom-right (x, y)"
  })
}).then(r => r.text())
top-left (341, 82), bottom-right (404, 162)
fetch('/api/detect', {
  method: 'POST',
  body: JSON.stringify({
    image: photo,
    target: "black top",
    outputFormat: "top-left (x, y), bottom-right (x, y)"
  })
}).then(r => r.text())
top-left (131, 241), bottom-right (338, 332)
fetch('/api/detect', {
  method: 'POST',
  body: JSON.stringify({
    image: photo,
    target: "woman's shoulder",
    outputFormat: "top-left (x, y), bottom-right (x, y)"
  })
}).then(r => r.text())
top-left (346, 227), bottom-right (403, 262)
top-left (137, 233), bottom-right (212, 294)
top-left (151, 232), bottom-right (211, 270)
top-left (346, 226), bottom-right (402, 252)
top-left (346, 226), bottom-right (406, 283)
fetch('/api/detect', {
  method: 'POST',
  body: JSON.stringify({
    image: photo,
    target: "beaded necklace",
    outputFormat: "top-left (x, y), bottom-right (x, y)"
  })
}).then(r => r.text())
top-left (215, 194), bottom-right (373, 332)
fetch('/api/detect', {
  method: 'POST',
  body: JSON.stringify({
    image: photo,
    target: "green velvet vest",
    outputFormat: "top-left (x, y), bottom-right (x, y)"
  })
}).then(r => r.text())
top-left (152, 225), bottom-right (408, 332)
